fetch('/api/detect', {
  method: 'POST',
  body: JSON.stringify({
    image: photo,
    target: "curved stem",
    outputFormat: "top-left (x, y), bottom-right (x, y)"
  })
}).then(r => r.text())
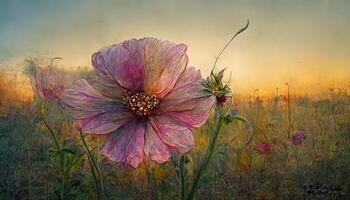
top-left (38, 106), bottom-right (66, 199)
top-left (79, 131), bottom-right (101, 176)
top-left (87, 156), bottom-right (100, 199)
top-left (38, 109), bottom-right (60, 149)
top-left (170, 153), bottom-right (185, 200)
top-left (97, 137), bottom-right (105, 193)
top-left (79, 130), bottom-right (102, 199)
top-left (211, 20), bottom-right (249, 74)
top-left (187, 102), bottom-right (224, 200)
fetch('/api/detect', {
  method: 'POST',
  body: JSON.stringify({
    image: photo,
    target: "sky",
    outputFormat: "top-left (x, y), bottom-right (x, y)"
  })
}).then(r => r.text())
top-left (0, 0), bottom-right (349, 94)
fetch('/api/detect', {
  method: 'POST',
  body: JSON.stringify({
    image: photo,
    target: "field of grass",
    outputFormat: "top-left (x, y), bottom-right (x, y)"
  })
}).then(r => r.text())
top-left (0, 75), bottom-right (349, 200)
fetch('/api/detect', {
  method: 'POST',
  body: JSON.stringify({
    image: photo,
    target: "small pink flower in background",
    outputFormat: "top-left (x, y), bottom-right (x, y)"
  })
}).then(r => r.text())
top-left (283, 95), bottom-right (289, 103)
top-left (255, 142), bottom-right (271, 154)
top-left (62, 38), bottom-right (215, 168)
top-left (28, 61), bottom-right (65, 102)
top-left (292, 130), bottom-right (306, 145)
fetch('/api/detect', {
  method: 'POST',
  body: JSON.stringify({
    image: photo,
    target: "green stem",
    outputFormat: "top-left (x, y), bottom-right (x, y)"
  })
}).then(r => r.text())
top-left (88, 155), bottom-right (101, 199)
top-left (38, 107), bottom-right (65, 199)
top-left (187, 102), bottom-right (224, 200)
top-left (39, 109), bottom-right (60, 149)
top-left (179, 156), bottom-right (186, 200)
top-left (79, 130), bottom-right (102, 199)
top-left (97, 137), bottom-right (105, 193)
top-left (60, 153), bottom-right (65, 200)
top-left (287, 84), bottom-right (291, 138)
top-left (211, 20), bottom-right (249, 74)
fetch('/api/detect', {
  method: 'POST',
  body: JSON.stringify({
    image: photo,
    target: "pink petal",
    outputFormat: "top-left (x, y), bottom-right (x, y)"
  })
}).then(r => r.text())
top-left (144, 121), bottom-right (170, 164)
top-left (150, 115), bottom-right (194, 153)
top-left (157, 67), bottom-right (215, 128)
top-left (62, 79), bottom-right (134, 134)
top-left (88, 72), bottom-right (126, 100)
top-left (101, 120), bottom-right (145, 168)
top-left (142, 39), bottom-right (188, 98)
top-left (91, 43), bottom-right (144, 92)
top-left (78, 112), bottom-right (134, 134)
top-left (92, 38), bottom-right (188, 98)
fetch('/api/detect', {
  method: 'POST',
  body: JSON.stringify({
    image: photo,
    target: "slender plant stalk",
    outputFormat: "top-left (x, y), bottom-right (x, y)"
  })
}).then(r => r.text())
top-left (38, 107), bottom-right (66, 199)
top-left (286, 83), bottom-right (291, 138)
top-left (187, 102), bottom-right (224, 200)
top-left (97, 137), bottom-right (105, 193)
top-left (60, 152), bottom-right (66, 200)
top-left (183, 20), bottom-right (249, 200)
top-left (170, 153), bottom-right (186, 200)
top-left (211, 20), bottom-right (249, 74)
top-left (87, 155), bottom-right (100, 200)
top-left (179, 156), bottom-right (186, 200)
top-left (275, 87), bottom-right (279, 105)
top-left (79, 130), bottom-right (102, 199)
top-left (39, 109), bottom-right (60, 149)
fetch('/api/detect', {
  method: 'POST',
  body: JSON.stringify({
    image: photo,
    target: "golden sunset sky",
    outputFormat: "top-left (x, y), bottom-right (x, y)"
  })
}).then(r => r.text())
top-left (1, 0), bottom-right (349, 94)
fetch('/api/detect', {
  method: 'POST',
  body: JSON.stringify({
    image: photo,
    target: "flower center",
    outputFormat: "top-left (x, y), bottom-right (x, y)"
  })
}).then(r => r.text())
top-left (124, 92), bottom-right (159, 116)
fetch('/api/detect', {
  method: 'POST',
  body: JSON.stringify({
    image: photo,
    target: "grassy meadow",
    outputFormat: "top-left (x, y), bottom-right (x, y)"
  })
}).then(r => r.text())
top-left (0, 73), bottom-right (349, 200)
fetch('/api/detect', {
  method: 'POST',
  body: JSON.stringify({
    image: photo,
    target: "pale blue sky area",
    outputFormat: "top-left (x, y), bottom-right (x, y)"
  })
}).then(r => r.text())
top-left (1, 0), bottom-right (349, 91)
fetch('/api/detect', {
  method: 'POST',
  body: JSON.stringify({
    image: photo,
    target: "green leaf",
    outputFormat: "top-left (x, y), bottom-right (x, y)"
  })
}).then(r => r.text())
top-left (223, 109), bottom-right (238, 124)
top-left (48, 147), bottom-right (60, 157)
top-left (61, 147), bottom-right (76, 155)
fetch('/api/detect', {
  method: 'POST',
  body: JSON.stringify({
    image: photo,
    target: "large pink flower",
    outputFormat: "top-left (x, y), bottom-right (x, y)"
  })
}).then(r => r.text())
top-left (62, 38), bottom-right (215, 168)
